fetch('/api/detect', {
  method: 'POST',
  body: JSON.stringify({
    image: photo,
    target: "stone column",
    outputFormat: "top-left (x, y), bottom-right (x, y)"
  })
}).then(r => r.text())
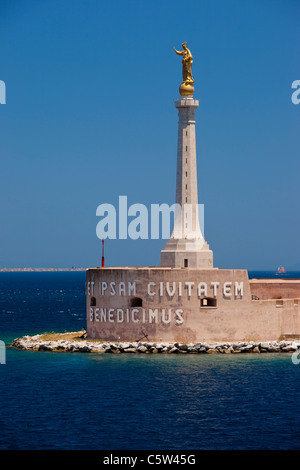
top-left (160, 96), bottom-right (214, 268)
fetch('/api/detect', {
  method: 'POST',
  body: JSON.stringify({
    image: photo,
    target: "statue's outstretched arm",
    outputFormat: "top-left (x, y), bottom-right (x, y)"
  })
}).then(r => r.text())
top-left (173, 47), bottom-right (183, 56)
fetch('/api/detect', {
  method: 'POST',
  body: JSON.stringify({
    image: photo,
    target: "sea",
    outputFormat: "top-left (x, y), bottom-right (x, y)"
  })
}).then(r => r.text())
top-left (0, 270), bottom-right (299, 451)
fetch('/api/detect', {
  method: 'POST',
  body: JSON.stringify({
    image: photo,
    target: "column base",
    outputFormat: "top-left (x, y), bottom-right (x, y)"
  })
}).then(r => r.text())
top-left (161, 238), bottom-right (214, 268)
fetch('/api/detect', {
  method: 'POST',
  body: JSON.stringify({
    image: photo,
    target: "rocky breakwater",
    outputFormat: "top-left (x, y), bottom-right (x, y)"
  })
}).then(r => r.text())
top-left (11, 333), bottom-right (300, 354)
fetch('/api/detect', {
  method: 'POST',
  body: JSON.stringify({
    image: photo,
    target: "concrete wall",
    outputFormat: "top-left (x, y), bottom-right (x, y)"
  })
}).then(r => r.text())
top-left (250, 279), bottom-right (300, 300)
top-left (86, 268), bottom-right (300, 343)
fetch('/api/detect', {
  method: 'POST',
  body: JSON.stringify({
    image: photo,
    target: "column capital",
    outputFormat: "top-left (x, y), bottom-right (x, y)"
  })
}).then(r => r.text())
top-left (174, 97), bottom-right (199, 110)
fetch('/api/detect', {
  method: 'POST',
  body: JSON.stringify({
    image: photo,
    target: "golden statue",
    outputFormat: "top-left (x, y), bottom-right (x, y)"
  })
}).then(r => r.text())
top-left (174, 42), bottom-right (194, 96)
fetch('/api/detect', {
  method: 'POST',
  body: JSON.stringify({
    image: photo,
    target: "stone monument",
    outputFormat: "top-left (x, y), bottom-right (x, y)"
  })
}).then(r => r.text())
top-left (85, 44), bottom-right (300, 344)
top-left (161, 44), bottom-right (214, 268)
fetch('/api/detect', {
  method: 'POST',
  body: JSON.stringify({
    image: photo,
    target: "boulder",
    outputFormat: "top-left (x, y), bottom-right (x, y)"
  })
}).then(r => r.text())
top-left (187, 347), bottom-right (198, 353)
top-left (281, 345), bottom-right (297, 352)
top-left (240, 345), bottom-right (254, 352)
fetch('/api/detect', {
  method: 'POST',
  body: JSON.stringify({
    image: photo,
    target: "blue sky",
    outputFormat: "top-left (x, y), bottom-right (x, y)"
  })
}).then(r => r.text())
top-left (0, 0), bottom-right (299, 270)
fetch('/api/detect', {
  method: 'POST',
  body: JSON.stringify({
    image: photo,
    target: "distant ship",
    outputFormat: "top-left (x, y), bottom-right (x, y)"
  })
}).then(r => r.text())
top-left (276, 266), bottom-right (287, 274)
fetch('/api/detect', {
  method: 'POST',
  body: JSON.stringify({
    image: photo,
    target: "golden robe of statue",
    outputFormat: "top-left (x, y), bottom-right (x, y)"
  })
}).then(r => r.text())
top-left (174, 43), bottom-right (195, 96)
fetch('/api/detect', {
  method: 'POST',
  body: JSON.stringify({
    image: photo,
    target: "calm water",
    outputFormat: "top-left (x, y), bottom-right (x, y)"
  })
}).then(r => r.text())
top-left (0, 271), bottom-right (299, 450)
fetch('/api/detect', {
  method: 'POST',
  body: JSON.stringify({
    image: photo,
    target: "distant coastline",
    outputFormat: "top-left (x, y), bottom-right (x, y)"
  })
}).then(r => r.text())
top-left (0, 268), bottom-right (86, 272)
